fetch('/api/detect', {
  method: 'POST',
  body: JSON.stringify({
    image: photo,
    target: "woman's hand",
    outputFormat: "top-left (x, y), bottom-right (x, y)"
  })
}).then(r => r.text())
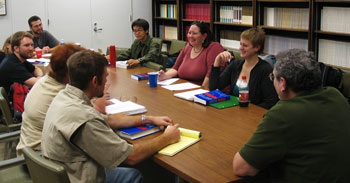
top-left (213, 51), bottom-right (234, 67)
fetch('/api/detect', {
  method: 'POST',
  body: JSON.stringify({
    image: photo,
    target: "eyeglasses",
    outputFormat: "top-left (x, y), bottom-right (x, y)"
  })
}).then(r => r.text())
top-left (133, 29), bottom-right (144, 34)
top-left (269, 73), bottom-right (275, 81)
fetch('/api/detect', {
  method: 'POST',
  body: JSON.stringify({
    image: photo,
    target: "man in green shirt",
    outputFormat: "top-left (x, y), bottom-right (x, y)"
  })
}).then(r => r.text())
top-left (233, 49), bottom-right (350, 182)
top-left (116, 18), bottom-right (161, 67)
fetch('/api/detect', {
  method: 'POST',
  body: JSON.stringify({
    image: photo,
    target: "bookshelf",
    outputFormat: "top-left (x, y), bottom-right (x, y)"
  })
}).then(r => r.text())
top-left (152, 0), bottom-right (350, 68)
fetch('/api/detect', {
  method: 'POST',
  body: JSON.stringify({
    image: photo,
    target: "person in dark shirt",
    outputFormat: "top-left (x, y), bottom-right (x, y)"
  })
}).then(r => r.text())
top-left (0, 31), bottom-right (43, 93)
top-left (27, 15), bottom-right (59, 54)
top-left (233, 49), bottom-right (350, 182)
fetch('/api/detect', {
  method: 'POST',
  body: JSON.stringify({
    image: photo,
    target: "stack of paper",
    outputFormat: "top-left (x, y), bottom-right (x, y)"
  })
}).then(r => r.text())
top-left (106, 99), bottom-right (147, 115)
top-left (159, 128), bottom-right (201, 156)
top-left (116, 61), bottom-right (129, 69)
top-left (27, 58), bottom-right (51, 66)
top-left (161, 82), bottom-right (200, 91)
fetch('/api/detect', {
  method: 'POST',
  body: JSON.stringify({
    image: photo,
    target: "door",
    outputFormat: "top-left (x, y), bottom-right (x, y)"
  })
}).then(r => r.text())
top-left (47, 0), bottom-right (92, 48)
top-left (91, 0), bottom-right (133, 51)
top-left (47, 0), bottom-right (133, 52)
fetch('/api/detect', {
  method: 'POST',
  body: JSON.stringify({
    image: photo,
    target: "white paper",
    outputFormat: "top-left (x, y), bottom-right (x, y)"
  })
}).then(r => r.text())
top-left (27, 58), bottom-right (51, 66)
top-left (106, 99), bottom-right (147, 115)
top-left (148, 78), bottom-right (179, 86)
top-left (115, 61), bottom-right (128, 68)
top-left (161, 83), bottom-right (200, 91)
top-left (174, 89), bottom-right (209, 101)
top-left (42, 53), bottom-right (52, 57)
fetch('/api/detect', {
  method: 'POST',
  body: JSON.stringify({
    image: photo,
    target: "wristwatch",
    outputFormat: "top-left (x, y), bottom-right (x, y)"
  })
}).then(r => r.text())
top-left (141, 115), bottom-right (146, 123)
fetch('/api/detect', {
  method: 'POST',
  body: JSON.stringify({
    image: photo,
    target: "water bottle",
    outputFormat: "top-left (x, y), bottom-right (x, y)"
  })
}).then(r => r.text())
top-left (60, 39), bottom-right (64, 45)
top-left (239, 76), bottom-right (249, 107)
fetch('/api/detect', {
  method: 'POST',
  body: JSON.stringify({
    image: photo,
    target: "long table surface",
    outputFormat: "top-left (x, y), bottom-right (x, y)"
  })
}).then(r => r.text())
top-left (107, 66), bottom-right (267, 183)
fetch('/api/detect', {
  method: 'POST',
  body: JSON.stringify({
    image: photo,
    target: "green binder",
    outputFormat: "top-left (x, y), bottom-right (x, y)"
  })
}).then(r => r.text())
top-left (209, 96), bottom-right (239, 109)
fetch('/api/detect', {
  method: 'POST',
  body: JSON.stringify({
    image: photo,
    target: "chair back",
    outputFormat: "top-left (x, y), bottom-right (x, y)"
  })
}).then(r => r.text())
top-left (340, 68), bottom-right (350, 103)
top-left (22, 147), bottom-right (70, 183)
top-left (144, 37), bottom-right (165, 70)
top-left (0, 87), bottom-right (14, 127)
top-left (168, 39), bottom-right (187, 56)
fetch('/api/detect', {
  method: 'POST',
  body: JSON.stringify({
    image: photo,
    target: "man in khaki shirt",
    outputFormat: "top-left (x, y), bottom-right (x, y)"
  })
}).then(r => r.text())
top-left (41, 50), bottom-right (180, 183)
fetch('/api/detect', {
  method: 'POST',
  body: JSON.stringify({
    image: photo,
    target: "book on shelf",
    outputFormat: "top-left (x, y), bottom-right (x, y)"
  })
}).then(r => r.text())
top-left (264, 7), bottom-right (309, 29)
top-left (185, 3), bottom-right (210, 21)
top-left (174, 89), bottom-right (208, 101)
top-left (194, 89), bottom-right (230, 105)
top-left (160, 4), bottom-right (177, 19)
top-left (116, 123), bottom-right (161, 140)
top-left (159, 25), bottom-right (178, 40)
top-left (105, 99), bottom-right (147, 115)
top-left (219, 6), bottom-right (251, 25)
top-left (131, 73), bottom-right (149, 81)
top-left (116, 61), bottom-right (129, 69)
top-left (159, 127), bottom-right (201, 156)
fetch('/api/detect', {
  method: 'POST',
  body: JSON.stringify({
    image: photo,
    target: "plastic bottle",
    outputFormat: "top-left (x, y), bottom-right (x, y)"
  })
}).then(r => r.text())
top-left (60, 39), bottom-right (64, 45)
top-left (238, 76), bottom-right (249, 107)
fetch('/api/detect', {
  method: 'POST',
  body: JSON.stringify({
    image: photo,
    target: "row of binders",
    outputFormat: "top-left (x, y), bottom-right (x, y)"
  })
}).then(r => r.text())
top-left (159, 4), bottom-right (177, 19)
top-left (219, 6), bottom-right (253, 25)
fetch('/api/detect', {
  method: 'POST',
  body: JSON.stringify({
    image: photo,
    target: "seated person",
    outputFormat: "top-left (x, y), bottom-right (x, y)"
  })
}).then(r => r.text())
top-left (28, 15), bottom-right (60, 54)
top-left (41, 50), bottom-right (180, 182)
top-left (0, 31), bottom-right (43, 94)
top-left (16, 43), bottom-right (85, 155)
top-left (233, 49), bottom-right (350, 182)
top-left (0, 36), bottom-right (11, 63)
top-left (209, 28), bottom-right (278, 109)
top-left (113, 18), bottom-right (161, 67)
top-left (158, 21), bottom-right (224, 88)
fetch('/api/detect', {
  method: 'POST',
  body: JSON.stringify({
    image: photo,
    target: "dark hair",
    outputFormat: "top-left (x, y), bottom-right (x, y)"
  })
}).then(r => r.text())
top-left (28, 15), bottom-right (41, 27)
top-left (131, 18), bottom-right (149, 33)
top-left (190, 21), bottom-right (212, 48)
top-left (241, 28), bottom-right (265, 54)
top-left (11, 31), bottom-right (33, 51)
top-left (49, 43), bottom-right (85, 83)
top-left (275, 49), bottom-right (322, 92)
top-left (67, 50), bottom-right (108, 90)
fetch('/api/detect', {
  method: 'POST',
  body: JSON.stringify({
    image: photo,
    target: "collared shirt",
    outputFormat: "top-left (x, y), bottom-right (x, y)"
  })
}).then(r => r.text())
top-left (239, 87), bottom-right (350, 182)
top-left (116, 35), bottom-right (161, 65)
top-left (16, 75), bottom-right (65, 155)
top-left (41, 84), bottom-right (133, 183)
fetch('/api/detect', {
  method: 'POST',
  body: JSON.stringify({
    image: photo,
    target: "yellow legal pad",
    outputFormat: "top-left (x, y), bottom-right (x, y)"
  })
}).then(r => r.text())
top-left (159, 127), bottom-right (201, 156)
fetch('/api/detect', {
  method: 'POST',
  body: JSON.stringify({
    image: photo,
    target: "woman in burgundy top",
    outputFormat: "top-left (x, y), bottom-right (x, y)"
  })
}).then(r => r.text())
top-left (158, 21), bottom-right (224, 88)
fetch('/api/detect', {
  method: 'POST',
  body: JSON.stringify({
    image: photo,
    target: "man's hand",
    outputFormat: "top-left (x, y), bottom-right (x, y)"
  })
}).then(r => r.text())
top-left (42, 46), bottom-right (50, 54)
top-left (148, 116), bottom-right (173, 127)
top-left (163, 124), bottom-right (180, 144)
top-left (92, 94), bottom-right (113, 114)
top-left (126, 59), bottom-right (140, 67)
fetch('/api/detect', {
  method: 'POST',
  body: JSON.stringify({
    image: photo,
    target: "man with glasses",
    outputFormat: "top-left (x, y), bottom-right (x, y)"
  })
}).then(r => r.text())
top-left (233, 49), bottom-right (350, 182)
top-left (113, 18), bottom-right (161, 67)
top-left (28, 15), bottom-right (59, 54)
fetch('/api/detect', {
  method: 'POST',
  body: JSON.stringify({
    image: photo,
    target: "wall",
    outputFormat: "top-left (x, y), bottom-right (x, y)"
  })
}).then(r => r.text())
top-left (0, 0), bottom-right (152, 50)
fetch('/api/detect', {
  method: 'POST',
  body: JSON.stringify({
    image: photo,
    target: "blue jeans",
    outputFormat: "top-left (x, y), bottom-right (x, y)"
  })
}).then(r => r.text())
top-left (106, 167), bottom-right (143, 183)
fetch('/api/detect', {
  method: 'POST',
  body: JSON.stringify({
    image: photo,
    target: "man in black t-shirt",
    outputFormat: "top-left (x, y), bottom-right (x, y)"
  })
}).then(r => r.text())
top-left (0, 31), bottom-right (43, 93)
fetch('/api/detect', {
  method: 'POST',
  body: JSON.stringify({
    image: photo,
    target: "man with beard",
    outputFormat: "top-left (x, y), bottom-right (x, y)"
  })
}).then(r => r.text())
top-left (0, 31), bottom-right (43, 93)
top-left (28, 15), bottom-right (59, 54)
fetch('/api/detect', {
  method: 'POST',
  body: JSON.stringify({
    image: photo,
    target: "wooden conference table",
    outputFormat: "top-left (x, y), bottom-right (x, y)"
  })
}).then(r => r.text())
top-left (107, 66), bottom-right (267, 183)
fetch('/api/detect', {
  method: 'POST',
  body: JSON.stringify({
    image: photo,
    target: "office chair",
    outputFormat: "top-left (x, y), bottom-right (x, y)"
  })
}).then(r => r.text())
top-left (0, 131), bottom-right (31, 183)
top-left (22, 147), bottom-right (70, 183)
